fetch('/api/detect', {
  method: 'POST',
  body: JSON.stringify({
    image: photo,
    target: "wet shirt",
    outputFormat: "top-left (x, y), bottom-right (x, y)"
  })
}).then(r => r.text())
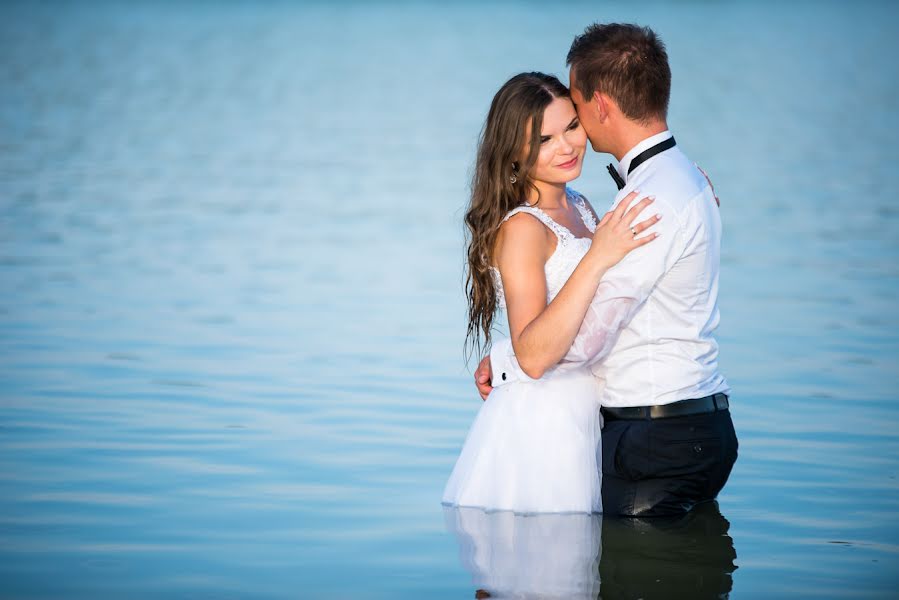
top-left (490, 131), bottom-right (730, 408)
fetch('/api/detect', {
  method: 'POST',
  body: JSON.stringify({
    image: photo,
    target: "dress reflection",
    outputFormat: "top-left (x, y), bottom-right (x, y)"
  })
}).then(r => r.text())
top-left (444, 506), bottom-right (602, 599)
top-left (444, 502), bottom-right (736, 599)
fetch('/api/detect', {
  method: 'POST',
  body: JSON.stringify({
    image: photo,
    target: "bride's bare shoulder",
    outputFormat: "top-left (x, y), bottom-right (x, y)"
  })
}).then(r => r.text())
top-left (494, 211), bottom-right (553, 265)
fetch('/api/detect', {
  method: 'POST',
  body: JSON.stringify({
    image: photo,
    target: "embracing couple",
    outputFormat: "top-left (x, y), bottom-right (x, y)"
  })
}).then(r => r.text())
top-left (442, 23), bottom-right (738, 518)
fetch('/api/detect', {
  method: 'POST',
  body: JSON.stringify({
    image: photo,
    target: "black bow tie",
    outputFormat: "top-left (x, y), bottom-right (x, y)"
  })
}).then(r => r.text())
top-left (607, 164), bottom-right (626, 190)
top-left (607, 136), bottom-right (677, 190)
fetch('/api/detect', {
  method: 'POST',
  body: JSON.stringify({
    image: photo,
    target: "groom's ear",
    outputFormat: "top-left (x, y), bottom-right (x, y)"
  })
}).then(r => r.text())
top-left (593, 92), bottom-right (610, 123)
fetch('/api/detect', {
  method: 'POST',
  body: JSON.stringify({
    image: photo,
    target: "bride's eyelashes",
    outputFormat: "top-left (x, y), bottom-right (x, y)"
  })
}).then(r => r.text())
top-left (540, 119), bottom-right (581, 145)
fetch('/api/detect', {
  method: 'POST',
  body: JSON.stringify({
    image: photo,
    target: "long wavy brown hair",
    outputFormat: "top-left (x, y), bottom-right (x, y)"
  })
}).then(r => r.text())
top-left (464, 72), bottom-right (571, 361)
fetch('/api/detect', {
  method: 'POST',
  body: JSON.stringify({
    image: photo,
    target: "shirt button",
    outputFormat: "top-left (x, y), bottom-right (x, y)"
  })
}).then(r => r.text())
top-left (501, 372), bottom-right (507, 381)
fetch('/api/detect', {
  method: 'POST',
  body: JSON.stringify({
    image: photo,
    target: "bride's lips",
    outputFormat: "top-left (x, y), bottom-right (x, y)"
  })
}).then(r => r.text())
top-left (556, 156), bottom-right (579, 169)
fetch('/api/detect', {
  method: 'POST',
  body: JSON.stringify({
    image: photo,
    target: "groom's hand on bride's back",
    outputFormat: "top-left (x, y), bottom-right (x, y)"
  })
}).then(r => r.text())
top-left (475, 355), bottom-right (493, 400)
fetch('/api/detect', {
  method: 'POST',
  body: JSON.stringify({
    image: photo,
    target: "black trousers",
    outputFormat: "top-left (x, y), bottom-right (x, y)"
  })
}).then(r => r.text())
top-left (600, 408), bottom-right (738, 517)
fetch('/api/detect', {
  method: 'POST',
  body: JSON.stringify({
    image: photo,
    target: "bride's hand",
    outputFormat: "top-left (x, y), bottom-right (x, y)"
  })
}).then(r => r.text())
top-left (588, 191), bottom-right (660, 268)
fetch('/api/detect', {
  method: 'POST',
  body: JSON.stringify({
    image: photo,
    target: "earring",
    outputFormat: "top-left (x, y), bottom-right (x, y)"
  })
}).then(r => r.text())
top-left (510, 175), bottom-right (517, 184)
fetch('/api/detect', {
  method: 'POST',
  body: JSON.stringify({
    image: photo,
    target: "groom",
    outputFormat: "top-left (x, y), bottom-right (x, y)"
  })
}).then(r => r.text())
top-left (475, 23), bottom-right (738, 517)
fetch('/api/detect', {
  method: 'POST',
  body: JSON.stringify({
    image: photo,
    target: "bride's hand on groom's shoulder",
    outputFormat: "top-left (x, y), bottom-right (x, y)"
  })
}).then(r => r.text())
top-left (588, 191), bottom-right (660, 268)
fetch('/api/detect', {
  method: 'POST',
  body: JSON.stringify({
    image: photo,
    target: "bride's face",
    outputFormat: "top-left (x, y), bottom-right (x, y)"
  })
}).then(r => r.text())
top-left (527, 96), bottom-right (587, 186)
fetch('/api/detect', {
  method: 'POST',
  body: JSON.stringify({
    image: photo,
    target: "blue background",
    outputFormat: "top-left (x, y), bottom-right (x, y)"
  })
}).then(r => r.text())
top-left (1, 1), bottom-right (897, 597)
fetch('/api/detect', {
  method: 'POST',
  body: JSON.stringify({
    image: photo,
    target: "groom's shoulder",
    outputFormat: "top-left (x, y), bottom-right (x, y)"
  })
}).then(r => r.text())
top-left (633, 149), bottom-right (707, 207)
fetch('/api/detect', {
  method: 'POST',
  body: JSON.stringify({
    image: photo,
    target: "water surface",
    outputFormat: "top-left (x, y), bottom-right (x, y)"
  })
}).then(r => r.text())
top-left (1, 1), bottom-right (898, 598)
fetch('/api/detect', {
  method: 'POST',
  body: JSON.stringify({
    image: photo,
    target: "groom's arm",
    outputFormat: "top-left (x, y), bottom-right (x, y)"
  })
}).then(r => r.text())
top-left (475, 335), bottom-right (546, 397)
top-left (476, 337), bottom-right (524, 396)
top-left (483, 193), bottom-right (687, 391)
top-left (560, 191), bottom-right (692, 367)
top-left (477, 180), bottom-right (716, 394)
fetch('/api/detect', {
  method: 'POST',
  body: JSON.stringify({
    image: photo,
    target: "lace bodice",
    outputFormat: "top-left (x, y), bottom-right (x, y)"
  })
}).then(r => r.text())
top-left (493, 188), bottom-right (598, 310)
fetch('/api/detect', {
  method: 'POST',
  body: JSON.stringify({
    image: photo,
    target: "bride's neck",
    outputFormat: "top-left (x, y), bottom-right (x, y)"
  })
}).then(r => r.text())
top-left (527, 180), bottom-right (568, 210)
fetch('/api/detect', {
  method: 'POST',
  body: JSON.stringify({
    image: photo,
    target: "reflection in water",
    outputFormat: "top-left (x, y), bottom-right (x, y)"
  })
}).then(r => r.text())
top-left (444, 507), bottom-right (602, 599)
top-left (601, 501), bottom-right (737, 599)
top-left (444, 502), bottom-right (735, 599)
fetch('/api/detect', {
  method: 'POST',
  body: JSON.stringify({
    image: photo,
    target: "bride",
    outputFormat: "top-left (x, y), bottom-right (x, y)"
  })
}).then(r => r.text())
top-left (442, 72), bottom-right (659, 514)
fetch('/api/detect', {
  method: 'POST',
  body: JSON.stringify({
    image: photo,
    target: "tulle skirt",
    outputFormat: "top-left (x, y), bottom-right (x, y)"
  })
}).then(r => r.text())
top-left (442, 367), bottom-right (603, 514)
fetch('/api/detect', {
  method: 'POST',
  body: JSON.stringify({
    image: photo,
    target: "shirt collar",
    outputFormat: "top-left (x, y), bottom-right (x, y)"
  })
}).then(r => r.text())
top-left (616, 130), bottom-right (674, 181)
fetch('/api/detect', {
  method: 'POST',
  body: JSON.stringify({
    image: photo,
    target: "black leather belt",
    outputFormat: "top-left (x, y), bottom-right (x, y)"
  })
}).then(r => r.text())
top-left (601, 393), bottom-right (730, 420)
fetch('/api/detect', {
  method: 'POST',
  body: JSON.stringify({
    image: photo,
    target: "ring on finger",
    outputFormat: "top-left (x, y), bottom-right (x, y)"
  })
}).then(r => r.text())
top-left (631, 227), bottom-right (637, 237)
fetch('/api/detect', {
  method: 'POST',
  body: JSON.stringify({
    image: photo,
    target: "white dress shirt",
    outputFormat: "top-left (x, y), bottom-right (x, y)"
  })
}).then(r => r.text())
top-left (490, 131), bottom-right (730, 407)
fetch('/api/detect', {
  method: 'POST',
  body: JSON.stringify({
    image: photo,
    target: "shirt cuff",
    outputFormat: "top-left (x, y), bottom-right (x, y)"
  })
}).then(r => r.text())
top-left (489, 337), bottom-right (533, 387)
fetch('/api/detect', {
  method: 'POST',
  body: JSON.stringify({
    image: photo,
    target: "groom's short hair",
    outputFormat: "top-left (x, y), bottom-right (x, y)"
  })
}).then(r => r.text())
top-left (567, 23), bottom-right (671, 123)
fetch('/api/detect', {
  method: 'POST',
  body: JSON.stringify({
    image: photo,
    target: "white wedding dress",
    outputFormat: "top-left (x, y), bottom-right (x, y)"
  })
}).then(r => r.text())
top-left (442, 188), bottom-right (603, 514)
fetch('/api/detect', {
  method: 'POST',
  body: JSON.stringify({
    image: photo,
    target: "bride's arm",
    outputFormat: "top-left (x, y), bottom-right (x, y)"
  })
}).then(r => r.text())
top-left (497, 213), bottom-right (606, 380)
top-left (561, 190), bottom-right (694, 367)
top-left (497, 192), bottom-right (658, 379)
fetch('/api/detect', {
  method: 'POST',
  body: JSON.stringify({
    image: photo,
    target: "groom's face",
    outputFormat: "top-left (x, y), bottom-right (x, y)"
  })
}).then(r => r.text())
top-left (569, 69), bottom-right (603, 153)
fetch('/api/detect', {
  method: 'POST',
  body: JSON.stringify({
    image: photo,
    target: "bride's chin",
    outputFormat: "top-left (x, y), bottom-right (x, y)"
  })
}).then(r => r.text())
top-left (559, 167), bottom-right (583, 183)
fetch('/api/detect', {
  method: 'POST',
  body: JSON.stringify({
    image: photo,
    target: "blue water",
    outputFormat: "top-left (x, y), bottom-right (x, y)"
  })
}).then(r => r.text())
top-left (1, 1), bottom-right (897, 598)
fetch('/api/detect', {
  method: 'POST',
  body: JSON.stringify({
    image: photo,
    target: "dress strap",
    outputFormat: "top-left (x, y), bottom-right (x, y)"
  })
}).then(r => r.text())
top-left (568, 188), bottom-right (598, 233)
top-left (502, 205), bottom-right (571, 241)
